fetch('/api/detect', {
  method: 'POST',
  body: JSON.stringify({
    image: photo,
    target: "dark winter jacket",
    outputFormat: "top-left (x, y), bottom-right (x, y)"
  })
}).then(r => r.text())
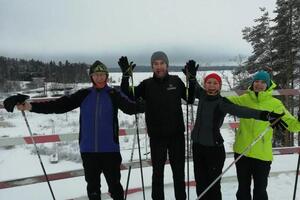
top-left (192, 83), bottom-right (264, 146)
top-left (121, 73), bottom-right (195, 138)
top-left (30, 86), bottom-right (142, 152)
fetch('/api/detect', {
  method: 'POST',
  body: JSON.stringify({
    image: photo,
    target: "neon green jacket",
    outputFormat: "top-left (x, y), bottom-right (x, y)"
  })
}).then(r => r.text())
top-left (227, 82), bottom-right (300, 161)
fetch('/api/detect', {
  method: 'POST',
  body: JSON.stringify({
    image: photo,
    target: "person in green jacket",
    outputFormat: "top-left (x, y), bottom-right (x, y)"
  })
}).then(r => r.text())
top-left (227, 70), bottom-right (300, 200)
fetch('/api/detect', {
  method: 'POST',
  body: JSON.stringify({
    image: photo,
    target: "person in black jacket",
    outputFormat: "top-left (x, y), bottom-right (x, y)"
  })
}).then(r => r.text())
top-left (13, 60), bottom-right (143, 200)
top-left (118, 52), bottom-right (197, 200)
top-left (183, 60), bottom-right (285, 200)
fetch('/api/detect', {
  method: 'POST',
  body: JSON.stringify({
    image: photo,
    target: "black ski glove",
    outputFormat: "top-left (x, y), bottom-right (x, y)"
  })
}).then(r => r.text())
top-left (297, 111), bottom-right (300, 122)
top-left (3, 94), bottom-right (30, 112)
top-left (118, 56), bottom-right (136, 77)
top-left (182, 60), bottom-right (199, 81)
top-left (260, 111), bottom-right (288, 131)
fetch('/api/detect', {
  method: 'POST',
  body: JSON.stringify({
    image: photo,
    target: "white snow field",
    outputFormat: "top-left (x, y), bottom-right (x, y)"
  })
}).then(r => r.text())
top-left (0, 71), bottom-right (299, 200)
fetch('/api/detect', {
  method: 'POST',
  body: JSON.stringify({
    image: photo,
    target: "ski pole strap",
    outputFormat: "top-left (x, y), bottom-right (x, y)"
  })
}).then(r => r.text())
top-left (130, 75), bottom-right (136, 97)
top-left (269, 114), bottom-right (284, 128)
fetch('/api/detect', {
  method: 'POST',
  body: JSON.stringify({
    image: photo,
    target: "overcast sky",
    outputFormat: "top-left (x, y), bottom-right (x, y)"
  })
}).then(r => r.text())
top-left (0, 0), bottom-right (277, 66)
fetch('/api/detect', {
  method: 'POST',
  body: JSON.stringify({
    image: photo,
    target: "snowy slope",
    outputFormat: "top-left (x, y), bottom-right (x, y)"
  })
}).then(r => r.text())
top-left (0, 71), bottom-right (299, 200)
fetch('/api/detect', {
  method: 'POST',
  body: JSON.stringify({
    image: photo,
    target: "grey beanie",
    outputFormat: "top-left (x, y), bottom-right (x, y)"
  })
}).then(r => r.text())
top-left (151, 51), bottom-right (169, 67)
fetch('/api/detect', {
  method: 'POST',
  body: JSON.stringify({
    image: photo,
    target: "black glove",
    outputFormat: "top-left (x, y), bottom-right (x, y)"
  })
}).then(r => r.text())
top-left (182, 60), bottom-right (199, 80)
top-left (3, 94), bottom-right (30, 112)
top-left (118, 56), bottom-right (136, 77)
top-left (260, 111), bottom-right (288, 131)
top-left (297, 111), bottom-right (300, 122)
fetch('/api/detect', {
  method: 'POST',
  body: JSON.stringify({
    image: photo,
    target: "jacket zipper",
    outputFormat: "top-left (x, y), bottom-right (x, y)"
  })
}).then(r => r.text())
top-left (248, 95), bottom-right (258, 154)
top-left (94, 92), bottom-right (101, 151)
top-left (257, 95), bottom-right (265, 144)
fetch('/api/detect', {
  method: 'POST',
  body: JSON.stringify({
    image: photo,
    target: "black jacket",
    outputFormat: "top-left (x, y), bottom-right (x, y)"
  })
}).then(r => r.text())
top-left (191, 83), bottom-right (263, 146)
top-left (121, 73), bottom-right (195, 138)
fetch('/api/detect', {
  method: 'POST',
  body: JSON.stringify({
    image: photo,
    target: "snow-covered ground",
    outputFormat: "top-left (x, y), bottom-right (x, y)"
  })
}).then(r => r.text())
top-left (0, 71), bottom-right (299, 200)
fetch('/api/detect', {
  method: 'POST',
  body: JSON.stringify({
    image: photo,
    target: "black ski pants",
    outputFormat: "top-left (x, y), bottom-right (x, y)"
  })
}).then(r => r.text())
top-left (81, 152), bottom-right (124, 200)
top-left (234, 153), bottom-right (271, 200)
top-left (192, 143), bottom-right (225, 200)
top-left (150, 134), bottom-right (186, 200)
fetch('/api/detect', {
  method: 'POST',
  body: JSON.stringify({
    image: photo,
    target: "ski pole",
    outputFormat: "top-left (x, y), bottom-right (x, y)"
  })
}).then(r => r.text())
top-left (124, 64), bottom-right (146, 200)
top-left (130, 76), bottom-right (146, 200)
top-left (196, 116), bottom-right (282, 200)
top-left (292, 111), bottom-right (300, 200)
top-left (186, 68), bottom-right (190, 200)
top-left (21, 111), bottom-right (56, 200)
top-left (293, 152), bottom-right (300, 200)
top-left (124, 131), bottom-right (137, 199)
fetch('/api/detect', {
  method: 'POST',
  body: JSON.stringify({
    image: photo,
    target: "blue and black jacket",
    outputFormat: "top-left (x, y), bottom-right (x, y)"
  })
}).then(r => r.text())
top-left (30, 85), bottom-right (142, 153)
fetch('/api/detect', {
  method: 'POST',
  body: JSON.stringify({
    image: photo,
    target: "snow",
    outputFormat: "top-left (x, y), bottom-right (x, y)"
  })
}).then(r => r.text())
top-left (0, 71), bottom-right (299, 200)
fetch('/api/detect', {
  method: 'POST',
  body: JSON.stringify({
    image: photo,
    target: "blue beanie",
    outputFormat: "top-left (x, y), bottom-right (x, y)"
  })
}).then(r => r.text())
top-left (253, 71), bottom-right (271, 88)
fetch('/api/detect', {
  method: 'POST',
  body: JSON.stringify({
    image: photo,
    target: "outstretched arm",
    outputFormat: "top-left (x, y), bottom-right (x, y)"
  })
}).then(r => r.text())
top-left (277, 104), bottom-right (300, 132)
top-left (23, 89), bottom-right (88, 114)
top-left (221, 98), bottom-right (287, 130)
top-left (221, 97), bottom-right (262, 119)
top-left (110, 89), bottom-right (144, 115)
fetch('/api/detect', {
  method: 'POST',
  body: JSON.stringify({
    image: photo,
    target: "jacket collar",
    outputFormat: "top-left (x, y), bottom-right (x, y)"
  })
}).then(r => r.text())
top-left (153, 73), bottom-right (169, 82)
top-left (92, 84), bottom-right (110, 92)
top-left (204, 93), bottom-right (221, 101)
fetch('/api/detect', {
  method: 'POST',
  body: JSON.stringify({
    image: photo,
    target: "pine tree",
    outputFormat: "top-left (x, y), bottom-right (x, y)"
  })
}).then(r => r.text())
top-left (271, 0), bottom-right (300, 146)
top-left (242, 7), bottom-right (273, 73)
top-left (272, 0), bottom-right (300, 88)
top-left (236, 1), bottom-right (300, 146)
top-left (233, 7), bottom-right (273, 89)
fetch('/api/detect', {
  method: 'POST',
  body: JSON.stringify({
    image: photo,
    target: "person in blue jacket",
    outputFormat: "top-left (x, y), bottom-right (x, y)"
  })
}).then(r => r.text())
top-left (14, 60), bottom-right (144, 200)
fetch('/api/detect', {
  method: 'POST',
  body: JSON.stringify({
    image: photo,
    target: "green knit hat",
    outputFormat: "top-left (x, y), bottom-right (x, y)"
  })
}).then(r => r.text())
top-left (89, 60), bottom-right (108, 75)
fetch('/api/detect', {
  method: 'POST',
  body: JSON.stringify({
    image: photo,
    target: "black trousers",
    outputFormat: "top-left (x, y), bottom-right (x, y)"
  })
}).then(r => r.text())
top-left (192, 143), bottom-right (225, 200)
top-left (150, 134), bottom-right (186, 200)
top-left (81, 152), bottom-right (124, 200)
top-left (234, 153), bottom-right (271, 200)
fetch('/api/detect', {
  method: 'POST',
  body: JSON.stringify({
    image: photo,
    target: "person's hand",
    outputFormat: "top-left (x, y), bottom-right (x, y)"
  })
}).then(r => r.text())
top-left (16, 102), bottom-right (32, 111)
top-left (118, 56), bottom-right (136, 77)
top-left (297, 110), bottom-right (300, 121)
top-left (3, 94), bottom-right (30, 112)
top-left (182, 60), bottom-right (199, 80)
top-left (260, 111), bottom-right (288, 130)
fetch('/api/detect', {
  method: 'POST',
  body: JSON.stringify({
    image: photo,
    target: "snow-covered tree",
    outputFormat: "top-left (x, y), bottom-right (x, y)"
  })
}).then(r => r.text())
top-left (242, 7), bottom-right (273, 73)
top-left (233, 8), bottom-right (273, 90)
top-left (272, 0), bottom-right (300, 89)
